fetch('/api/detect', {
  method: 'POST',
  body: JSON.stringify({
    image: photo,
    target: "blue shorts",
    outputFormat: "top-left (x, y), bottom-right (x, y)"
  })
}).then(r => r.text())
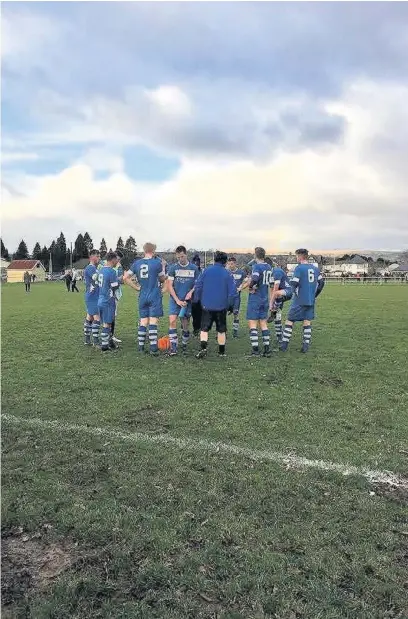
top-left (139, 293), bottom-right (163, 319)
top-left (85, 294), bottom-right (99, 316)
top-left (287, 303), bottom-right (315, 322)
top-left (246, 297), bottom-right (269, 321)
top-left (233, 294), bottom-right (241, 314)
top-left (98, 301), bottom-right (116, 324)
top-left (169, 298), bottom-right (192, 318)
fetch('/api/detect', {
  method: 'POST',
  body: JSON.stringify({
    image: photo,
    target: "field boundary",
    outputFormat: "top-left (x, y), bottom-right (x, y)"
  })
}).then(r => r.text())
top-left (2, 413), bottom-right (407, 489)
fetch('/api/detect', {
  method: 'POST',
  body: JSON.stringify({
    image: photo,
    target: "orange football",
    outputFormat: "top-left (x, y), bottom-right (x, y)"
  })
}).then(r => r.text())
top-left (158, 335), bottom-right (170, 351)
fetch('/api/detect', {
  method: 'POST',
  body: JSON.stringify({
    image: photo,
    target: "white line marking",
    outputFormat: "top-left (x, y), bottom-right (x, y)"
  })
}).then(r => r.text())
top-left (2, 414), bottom-right (407, 489)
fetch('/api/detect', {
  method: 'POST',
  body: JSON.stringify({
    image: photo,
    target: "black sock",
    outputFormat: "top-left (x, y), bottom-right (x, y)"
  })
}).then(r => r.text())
top-left (219, 344), bottom-right (225, 354)
top-left (111, 319), bottom-right (115, 336)
top-left (201, 340), bottom-right (208, 350)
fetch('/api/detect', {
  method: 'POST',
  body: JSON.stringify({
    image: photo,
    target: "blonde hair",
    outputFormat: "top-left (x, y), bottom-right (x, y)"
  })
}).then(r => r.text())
top-left (143, 242), bottom-right (157, 254)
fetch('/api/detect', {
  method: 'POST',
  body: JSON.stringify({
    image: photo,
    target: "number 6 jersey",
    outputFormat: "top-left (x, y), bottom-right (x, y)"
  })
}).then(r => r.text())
top-left (290, 263), bottom-right (323, 306)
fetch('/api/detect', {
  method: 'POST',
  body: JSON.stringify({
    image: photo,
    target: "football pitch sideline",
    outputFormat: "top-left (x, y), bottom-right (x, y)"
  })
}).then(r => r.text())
top-left (1, 283), bottom-right (408, 618)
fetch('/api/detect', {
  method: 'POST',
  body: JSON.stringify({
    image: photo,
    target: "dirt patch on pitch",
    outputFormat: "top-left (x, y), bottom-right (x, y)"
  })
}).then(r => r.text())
top-left (122, 407), bottom-right (171, 432)
top-left (1, 529), bottom-right (77, 606)
top-left (374, 483), bottom-right (408, 505)
top-left (312, 375), bottom-right (344, 388)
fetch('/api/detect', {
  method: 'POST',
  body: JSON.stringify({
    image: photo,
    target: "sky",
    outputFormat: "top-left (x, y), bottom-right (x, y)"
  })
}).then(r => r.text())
top-left (1, 1), bottom-right (408, 253)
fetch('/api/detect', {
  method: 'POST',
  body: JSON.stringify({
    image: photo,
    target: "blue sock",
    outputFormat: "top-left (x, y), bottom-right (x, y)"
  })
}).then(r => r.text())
top-left (250, 328), bottom-right (259, 352)
top-left (262, 329), bottom-right (270, 348)
top-left (149, 325), bottom-right (158, 352)
top-left (281, 324), bottom-right (293, 346)
top-left (138, 326), bottom-right (147, 351)
top-left (182, 330), bottom-right (190, 346)
top-left (303, 325), bottom-right (312, 347)
top-left (101, 327), bottom-right (110, 350)
top-left (84, 319), bottom-right (92, 343)
top-left (91, 320), bottom-right (100, 345)
top-left (169, 328), bottom-right (178, 352)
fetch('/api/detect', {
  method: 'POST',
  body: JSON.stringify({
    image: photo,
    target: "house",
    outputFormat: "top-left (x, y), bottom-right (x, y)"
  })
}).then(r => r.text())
top-left (6, 260), bottom-right (46, 283)
top-left (394, 263), bottom-right (408, 274)
top-left (286, 261), bottom-right (319, 275)
top-left (1, 258), bottom-right (10, 282)
top-left (325, 255), bottom-right (369, 275)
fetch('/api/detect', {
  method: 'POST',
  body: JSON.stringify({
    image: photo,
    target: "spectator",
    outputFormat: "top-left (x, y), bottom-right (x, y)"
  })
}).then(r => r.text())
top-left (23, 271), bottom-right (31, 293)
top-left (63, 270), bottom-right (72, 292)
top-left (71, 268), bottom-right (80, 292)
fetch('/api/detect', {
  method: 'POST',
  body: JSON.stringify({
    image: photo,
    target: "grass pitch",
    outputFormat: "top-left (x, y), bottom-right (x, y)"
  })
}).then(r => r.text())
top-left (2, 281), bottom-right (408, 618)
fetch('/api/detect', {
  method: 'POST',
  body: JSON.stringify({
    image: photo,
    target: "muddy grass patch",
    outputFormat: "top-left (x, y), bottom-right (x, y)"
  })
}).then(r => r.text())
top-left (1, 530), bottom-right (78, 606)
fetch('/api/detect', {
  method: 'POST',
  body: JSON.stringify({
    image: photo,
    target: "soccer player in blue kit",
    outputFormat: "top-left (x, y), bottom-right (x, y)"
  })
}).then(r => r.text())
top-left (124, 242), bottom-right (166, 355)
top-left (268, 264), bottom-right (293, 343)
top-left (280, 248), bottom-right (325, 353)
top-left (226, 256), bottom-right (246, 338)
top-left (245, 247), bottom-right (273, 357)
top-left (83, 249), bottom-right (101, 346)
top-left (97, 251), bottom-right (120, 353)
top-left (167, 245), bottom-right (199, 355)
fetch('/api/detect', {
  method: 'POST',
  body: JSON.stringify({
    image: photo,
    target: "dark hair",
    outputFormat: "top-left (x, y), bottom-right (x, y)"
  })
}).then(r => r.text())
top-left (90, 249), bottom-right (100, 257)
top-left (228, 256), bottom-right (236, 262)
top-left (175, 245), bottom-right (187, 254)
top-left (264, 257), bottom-right (273, 266)
top-left (106, 251), bottom-right (118, 262)
top-left (192, 254), bottom-right (201, 266)
top-left (116, 250), bottom-right (124, 259)
top-left (214, 250), bottom-right (228, 265)
top-left (255, 246), bottom-right (266, 260)
top-left (296, 248), bottom-right (309, 258)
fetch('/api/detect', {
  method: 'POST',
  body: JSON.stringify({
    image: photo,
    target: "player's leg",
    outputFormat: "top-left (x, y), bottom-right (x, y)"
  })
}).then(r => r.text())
top-left (196, 310), bottom-right (213, 358)
top-left (259, 318), bottom-right (271, 357)
top-left (232, 295), bottom-right (240, 338)
top-left (247, 319), bottom-right (260, 356)
top-left (181, 314), bottom-right (191, 352)
top-left (137, 296), bottom-right (149, 351)
top-left (148, 294), bottom-right (163, 355)
top-left (91, 313), bottom-right (100, 346)
top-left (168, 297), bottom-right (180, 355)
top-left (83, 312), bottom-right (93, 345)
top-left (216, 311), bottom-right (227, 357)
top-left (301, 320), bottom-right (312, 353)
top-left (280, 319), bottom-right (295, 351)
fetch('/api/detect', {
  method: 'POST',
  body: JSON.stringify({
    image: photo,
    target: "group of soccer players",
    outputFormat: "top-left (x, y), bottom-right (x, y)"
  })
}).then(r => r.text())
top-left (83, 243), bottom-right (325, 356)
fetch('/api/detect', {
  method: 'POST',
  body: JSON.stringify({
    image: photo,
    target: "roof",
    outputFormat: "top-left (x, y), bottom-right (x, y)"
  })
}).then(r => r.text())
top-left (394, 263), bottom-right (408, 272)
top-left (7, 260), bottom-right (44, 270)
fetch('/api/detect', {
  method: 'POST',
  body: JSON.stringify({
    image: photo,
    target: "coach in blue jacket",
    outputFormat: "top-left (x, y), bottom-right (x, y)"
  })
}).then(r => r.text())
top-left (194, 251), bottom-right (237, 359)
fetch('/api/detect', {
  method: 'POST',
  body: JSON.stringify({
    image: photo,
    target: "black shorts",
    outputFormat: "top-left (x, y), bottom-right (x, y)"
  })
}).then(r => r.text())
top-left (201, 309), bottom-right (227, 333)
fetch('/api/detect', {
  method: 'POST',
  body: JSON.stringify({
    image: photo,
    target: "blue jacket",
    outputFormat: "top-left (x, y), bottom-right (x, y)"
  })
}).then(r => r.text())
top-left (194, 263), bottom-right (237, 311)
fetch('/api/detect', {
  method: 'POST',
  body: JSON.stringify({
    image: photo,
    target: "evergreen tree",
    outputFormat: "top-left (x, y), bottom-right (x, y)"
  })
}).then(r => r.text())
top-left (99, 238), bottom-right (108, 256)
top-left (116, 236), bottom-right (125, 252)
top-left (1, 238), bottom-right (10, 261)
top-left (83, 232), bottom-right (93, 254)
top-left (73, 233), bottom-right (88, 261)
top-left (55, 232), bottom-right (67, 270)
top-left (124, 236), bottom-right (137, 253)
top-left (32, 242), bottom-right (42, 260)
top-left (40, 246), bottom-right (50, 270)
top-left (15, 239), bottom-right (29, 260)
top-left (122, 235), bottom-right (138, 269)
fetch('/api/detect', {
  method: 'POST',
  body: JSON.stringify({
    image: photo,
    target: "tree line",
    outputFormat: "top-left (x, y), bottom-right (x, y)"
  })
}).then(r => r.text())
top-left (1, 234), bottom-right (138, 271)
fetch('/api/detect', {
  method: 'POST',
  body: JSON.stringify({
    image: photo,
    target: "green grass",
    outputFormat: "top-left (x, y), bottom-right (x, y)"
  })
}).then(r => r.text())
top-left (2, 281), bottom-right (408, 618)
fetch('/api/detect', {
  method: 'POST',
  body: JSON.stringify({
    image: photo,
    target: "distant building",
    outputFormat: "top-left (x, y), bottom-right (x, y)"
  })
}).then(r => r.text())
top-left (324, 255), bottom-right (369, 275)
top-left (6, 260), bottom-right (46, 283)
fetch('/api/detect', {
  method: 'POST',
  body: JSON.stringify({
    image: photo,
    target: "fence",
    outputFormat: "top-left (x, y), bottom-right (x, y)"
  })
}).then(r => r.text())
top-left (323, 276), bottom-right (407, 285)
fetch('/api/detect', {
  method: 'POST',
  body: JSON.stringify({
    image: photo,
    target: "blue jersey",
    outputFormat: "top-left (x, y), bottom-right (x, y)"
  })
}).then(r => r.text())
top-left (194, 263), bottom-right (237, 311)
top-left (128, 257), bottom-right (163, 294)
top-left (250, 262), bottom-right (273, 302)
top-left (229, 268), bottom-right (246, 291)
top-left (272, 267), bottom-right (291, 291)
top-left (291, 263), bottom-right (323, 305)
top-left (97, 266), bottom-right (119, 304)
top-left (168, 262), bottom-right (198, 299)
top-left (84, 264), bottom-right (99, 297)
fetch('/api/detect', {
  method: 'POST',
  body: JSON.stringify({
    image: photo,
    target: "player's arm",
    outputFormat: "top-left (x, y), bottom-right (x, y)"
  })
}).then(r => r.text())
top-left (290, 266), bottom-right (301, 294)
top-left (167, 274), bottom-right (185, 306)
top-left (227, 273), bottom-right (237, 313)
top-left (315, 274), bottom-right (325, 298)
top-left (248, 268), bottom-right (260, 292)
top-left (193, 271), bottom-right (204, 303)
top-left (123, 266), bottom-right (140, 291)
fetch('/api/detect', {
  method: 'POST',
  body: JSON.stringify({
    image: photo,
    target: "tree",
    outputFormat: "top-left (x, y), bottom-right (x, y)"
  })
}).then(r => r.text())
top-left (99, 238), bottom-right (107, 256)
top-left (55, 232), bottom-right (68, 271)
top-left (124, 236), bottom-right (137, 253)
top-left (73, 233), bottom-right (88, 261)
top-left (1, 238), bottom-right (10, 261)
top-left (15, 239), bottom-right (29, 260)
top-left (83, 232), bottom-right (93, 254)
top-left (116, 237), bottom-right (124, 252)
top-left (40, 246), bottom-right (50, 270)
top-left (32, 242), bottom-right (42, 260)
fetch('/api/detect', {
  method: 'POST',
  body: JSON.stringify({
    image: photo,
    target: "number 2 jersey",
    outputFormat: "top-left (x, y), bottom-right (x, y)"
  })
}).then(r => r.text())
top-left (127, 257), bottom-right (163, 299)
top-left (290, 263), bottom-right (323, 306)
